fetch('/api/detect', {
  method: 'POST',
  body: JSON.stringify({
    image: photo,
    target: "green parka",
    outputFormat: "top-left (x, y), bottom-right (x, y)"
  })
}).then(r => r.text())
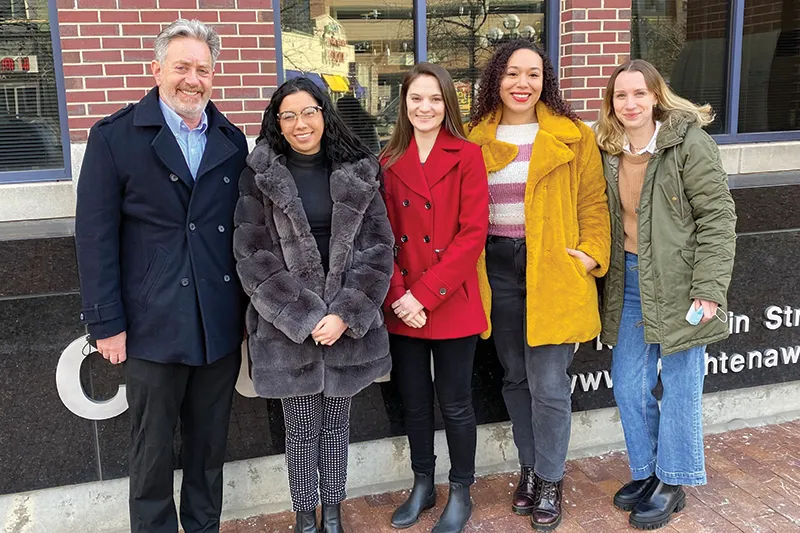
top-left (600, 114), bottom-right (737, 355)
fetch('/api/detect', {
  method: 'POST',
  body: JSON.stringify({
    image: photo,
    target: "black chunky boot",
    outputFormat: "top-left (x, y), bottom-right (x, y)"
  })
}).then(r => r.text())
top-left (431, 482), bottom-right (472, 533)
top-left (614, 475), bottom-right (659, 511)
top-left (512, 466), bottom-right (538, 515)
top-left (295, 509), bottom-right (319, 533)
top-left (320, 503), bottom-right (346, 533)
top-left (628, 481), bottom-right (685, 530)
top-left (391, 472), bottom-right (437, 529)
top-left (531, 478), bottom-right (563, 531)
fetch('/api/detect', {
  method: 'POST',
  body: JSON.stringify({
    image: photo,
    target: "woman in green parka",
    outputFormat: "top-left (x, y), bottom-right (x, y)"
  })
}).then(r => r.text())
top-left (594, 59), bottom-right (737, 531)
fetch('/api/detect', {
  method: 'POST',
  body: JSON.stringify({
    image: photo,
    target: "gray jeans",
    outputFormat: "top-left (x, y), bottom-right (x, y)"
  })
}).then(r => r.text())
top-left (486, 236), bottom-right (574, 482)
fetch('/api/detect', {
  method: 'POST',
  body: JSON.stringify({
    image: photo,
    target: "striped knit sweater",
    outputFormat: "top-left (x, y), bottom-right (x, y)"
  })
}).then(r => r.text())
top-left (487, 123), bottom-right (539, 237)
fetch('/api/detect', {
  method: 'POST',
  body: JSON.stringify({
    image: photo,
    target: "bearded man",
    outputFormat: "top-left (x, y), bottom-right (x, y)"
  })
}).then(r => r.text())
top-left (74, 19), bottom-right (247, 533)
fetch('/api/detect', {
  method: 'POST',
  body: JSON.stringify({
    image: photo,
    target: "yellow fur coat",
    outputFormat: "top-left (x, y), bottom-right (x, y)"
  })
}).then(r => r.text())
top-left (468, 103), bottom-right (611, 347)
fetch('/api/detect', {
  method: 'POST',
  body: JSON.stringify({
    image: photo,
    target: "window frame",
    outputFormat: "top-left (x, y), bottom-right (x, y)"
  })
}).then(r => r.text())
top-left (0, 0), bottom-right (72, 184)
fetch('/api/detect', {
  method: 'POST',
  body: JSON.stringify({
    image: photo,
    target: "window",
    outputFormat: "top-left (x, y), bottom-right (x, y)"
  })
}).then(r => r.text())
top-left (275, 0), bottom-right (555, 152)
top-left (0, 0), bottom-right (70, 182)
top-left (631, 0), bottom-right (800, 142)
top-left (739, 0), bottom-right (800, 133)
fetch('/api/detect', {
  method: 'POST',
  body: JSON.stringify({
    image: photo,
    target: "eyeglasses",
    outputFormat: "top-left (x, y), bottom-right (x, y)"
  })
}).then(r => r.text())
top-left (277, 106), bottom-right (323, 123)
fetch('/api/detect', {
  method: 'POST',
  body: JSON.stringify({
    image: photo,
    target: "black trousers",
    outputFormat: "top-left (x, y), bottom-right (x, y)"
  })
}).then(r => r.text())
top-left (389, 334), bottom-right (478, 486)
top-left (125, 351), bottom-right (240, 533)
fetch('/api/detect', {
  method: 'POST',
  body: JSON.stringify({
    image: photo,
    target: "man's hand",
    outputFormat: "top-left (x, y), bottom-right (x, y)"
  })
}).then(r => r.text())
top-left (312, 315), bottom-right (348, 346)
top-left (566, 248), bottom-right (598, 273)
top-left (96, 331), bottom-right (127, 365)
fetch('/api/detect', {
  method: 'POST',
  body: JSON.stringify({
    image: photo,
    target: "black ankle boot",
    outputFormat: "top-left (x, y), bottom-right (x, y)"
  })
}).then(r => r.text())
top-left (614, 475), bottom-right (659, 511)
top-left (512, 466), bottom-right (538, 515)
top-left (629, 481), bottom-right (685, 530)
top-left (391, 472), bottom-right (437, 529)
top-left (431, 482), bottom-right (472, 533)
top-left (295, 509), bottom-right (319, 533)
top-left (531, 478), bottom-right (562, 531)
top-left (320, 503), bottom-right (346, 533)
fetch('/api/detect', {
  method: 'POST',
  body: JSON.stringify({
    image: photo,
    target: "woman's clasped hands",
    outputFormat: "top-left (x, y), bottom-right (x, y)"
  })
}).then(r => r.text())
top-left (312, 314), bottom-right (348, 346)
top-left (391, 290), bottom-right (427, 328)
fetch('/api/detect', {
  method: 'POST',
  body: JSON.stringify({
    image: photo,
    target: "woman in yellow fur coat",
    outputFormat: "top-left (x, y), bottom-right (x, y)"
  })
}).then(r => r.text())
top-left (467, 40), bottom-right (610, 531)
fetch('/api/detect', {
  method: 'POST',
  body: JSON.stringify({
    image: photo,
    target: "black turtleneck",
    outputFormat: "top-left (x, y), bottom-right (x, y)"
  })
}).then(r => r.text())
top-left (286, 148), bottom-right (333, 271)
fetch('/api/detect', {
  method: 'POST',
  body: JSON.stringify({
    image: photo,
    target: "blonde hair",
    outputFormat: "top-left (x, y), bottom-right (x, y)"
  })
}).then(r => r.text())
top-left (594, 59), bottom-right (714, 155)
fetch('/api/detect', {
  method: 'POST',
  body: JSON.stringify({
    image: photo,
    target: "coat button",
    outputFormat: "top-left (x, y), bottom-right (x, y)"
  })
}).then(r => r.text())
top-left (401, 269), bottom-right (408, 276)
top-left (188, 222), bottom-right (196, 231)
top-left (79, 312), bottom-right (85, 320)
top-left (169, 174), bottom-right (179, 182)
top-left (218, 225), bottom-right (225, 232)
top-left (423, 235), bottom-right (430, 243)
top-left (401, 235), bottom-right (408, 243)
top-left (223, 275), bottom-right (231, 282)
top-left (223, 176), bottom-right (231, 184)
top-left (180, 277), bottom-right (190, 287)
top-left (402, 199), bottom-right (410, 207)
top-left (439, 288), bottom-right (447, 295)
top-left (425, 202), bottom-right (431, 209)
top-left (672, 196), bottom-right (678, 201)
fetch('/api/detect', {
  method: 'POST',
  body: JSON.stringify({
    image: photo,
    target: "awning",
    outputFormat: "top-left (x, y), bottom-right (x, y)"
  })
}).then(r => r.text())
top-left (284, 70), bottom-right (326, 90)
top-left (322, 74), bottom-right (350, 93)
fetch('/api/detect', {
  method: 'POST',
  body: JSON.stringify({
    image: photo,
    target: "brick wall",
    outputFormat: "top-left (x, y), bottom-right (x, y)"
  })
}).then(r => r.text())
top-left (57, 0), bottom-right (278, 142)
top-left (560, 0), bottom-right (631, 122)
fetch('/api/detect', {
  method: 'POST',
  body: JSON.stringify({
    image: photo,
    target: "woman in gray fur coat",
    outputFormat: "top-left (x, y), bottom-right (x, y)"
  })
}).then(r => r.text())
top-left (233, 78), bottom-right (394, 533)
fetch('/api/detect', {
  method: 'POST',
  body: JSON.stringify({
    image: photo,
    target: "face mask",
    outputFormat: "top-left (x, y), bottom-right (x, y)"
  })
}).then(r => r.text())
top-left (686, 303), bottom-right (727, 326)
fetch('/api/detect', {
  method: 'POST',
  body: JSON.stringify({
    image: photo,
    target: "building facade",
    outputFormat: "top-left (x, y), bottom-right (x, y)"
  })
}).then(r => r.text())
top-left (0, 0), bottom-right (799, 530)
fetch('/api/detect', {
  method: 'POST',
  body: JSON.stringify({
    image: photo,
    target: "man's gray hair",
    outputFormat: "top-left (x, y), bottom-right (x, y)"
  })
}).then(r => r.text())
top-left (154, 19), bottom-right (221, 67)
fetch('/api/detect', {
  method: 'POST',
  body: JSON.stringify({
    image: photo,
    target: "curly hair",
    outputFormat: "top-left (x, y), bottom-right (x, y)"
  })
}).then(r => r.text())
top-left (256, 77), bottom-right (376, 166)
top-left (469, 40), bottom-right (578, 127)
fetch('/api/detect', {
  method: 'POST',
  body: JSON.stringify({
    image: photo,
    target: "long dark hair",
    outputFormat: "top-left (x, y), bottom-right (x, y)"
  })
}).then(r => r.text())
top-left (257, 77), bottom-right (375, 165)
top-left (469, 40), bottom-right (578, 127)
top-left (380, 62), bottom-right (466, 169)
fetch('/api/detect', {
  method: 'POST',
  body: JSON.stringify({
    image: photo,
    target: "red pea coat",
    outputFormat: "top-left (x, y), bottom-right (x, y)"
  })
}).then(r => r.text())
top-left (381, 128), bottom-right (489, 339)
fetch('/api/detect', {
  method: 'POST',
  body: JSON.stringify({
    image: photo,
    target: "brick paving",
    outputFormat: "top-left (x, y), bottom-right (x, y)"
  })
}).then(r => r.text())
top-left (220, 420), bottom-right (800, 533)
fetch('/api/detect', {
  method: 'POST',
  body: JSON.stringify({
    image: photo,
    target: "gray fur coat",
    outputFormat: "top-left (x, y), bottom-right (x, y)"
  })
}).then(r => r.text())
top-left (233, 142), bottom-right (394, 398)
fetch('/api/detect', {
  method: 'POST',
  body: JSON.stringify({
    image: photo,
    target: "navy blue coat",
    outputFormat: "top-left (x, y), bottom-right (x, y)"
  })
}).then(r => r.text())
top-left (75, 87), bottom-right (248, 366)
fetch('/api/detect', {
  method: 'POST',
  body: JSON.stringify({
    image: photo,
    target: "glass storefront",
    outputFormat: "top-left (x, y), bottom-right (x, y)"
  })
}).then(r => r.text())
top-left (0, 0), bottom-right (64, 173)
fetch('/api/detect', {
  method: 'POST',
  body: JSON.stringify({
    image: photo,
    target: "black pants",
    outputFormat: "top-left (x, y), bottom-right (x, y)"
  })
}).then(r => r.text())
top-left (282, 394), bottom-right (352, 512)
top-left (486, 236), bottom-right (575, 482)
top-left (125, 351), bottom-right (240, 533)
top-left (389, 334), bottom-right (478, 486)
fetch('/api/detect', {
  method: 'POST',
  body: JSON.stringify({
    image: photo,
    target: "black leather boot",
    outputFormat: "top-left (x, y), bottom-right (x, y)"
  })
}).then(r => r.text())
top-left (530, 478), bottom-right (562, 531)
top-left (628, 481), bottom-right (685, 530)
top-left (614, 475), bottom-right (659, 511)
top-left (391, 472), bottom-right (437, 529)
top-left (431, 482), bottom-right (472, 533)
top-left (321, 503), bottom-right (346, 533)
top-left (512, 466), bottom-right (538, 515)
top-left (295, 509), bottom-right (319, 533)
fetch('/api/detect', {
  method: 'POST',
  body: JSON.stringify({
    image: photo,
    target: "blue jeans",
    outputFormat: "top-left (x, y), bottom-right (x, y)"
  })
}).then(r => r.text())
top-left (611, 252), bottom-right (707, 486)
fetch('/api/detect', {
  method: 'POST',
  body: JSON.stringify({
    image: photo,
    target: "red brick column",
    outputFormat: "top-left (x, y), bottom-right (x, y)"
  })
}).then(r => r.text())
top-left (57, 0), bottom-right (278, 141)
top-left (560, 0), bottom-right (631, 121)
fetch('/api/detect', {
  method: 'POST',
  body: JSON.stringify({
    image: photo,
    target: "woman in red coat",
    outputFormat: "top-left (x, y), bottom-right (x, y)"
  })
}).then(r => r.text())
top-left (380, 62), bottom-right (489, 533)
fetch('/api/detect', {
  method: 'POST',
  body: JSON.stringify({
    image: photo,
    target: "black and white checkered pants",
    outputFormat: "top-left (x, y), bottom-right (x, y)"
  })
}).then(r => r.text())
top-left (282, 393), bottom-right (352, 512)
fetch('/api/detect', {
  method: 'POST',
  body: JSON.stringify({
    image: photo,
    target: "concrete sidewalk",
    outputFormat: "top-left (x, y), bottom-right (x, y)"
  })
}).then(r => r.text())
top-left (219, 419), bottom-right (800, 533)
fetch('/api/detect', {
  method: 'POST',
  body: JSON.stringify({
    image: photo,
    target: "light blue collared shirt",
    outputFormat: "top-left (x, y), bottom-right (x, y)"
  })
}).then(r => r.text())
top-left (158, 99), bottom-right (208, 180)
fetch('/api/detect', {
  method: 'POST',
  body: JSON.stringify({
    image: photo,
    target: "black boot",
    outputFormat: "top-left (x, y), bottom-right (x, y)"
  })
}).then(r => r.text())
top-left (320, 503), bottom-right (346, 533)
top-left (512, 466), bottom-right (538, 515)
top-left (295, 509), bottom-right (319, 533)
top-left (391, 472), bottom-right (437, 529)
top-left (629, 481), bottom-right (685, 530)
top-left (431, 482), bottom-right (472, 533)
top-left (614, 475), bottom-right (659, 511)
top-left (530, 478), bottom-right (562, 531)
